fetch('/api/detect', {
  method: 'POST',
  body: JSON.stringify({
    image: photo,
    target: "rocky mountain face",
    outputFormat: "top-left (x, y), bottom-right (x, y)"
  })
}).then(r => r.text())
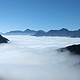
top-left (59, 44), bottom-right (80, 55)
top-left (0, 35), bottom-right (9, 43)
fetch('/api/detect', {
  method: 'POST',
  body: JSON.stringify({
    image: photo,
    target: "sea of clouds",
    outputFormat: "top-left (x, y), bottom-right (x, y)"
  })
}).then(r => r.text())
top-left (0, 35), bottom-right (80, 80)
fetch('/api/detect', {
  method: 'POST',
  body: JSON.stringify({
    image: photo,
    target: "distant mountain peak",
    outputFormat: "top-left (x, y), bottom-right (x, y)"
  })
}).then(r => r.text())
top-left (33, 30), bottom-right (46, 36)
top-left (60, 28), bottom-right (68, 31)
top-left (78, 29), bottom-right (80, 31)
top-left (24, 29), bottom-right (31, 31)
top-left (24, 29), bottom-right (36, 33)
top-left (5, 29), bottom-right (37, 35)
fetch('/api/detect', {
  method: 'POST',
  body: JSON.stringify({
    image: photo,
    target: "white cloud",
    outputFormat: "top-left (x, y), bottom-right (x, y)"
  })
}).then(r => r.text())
top-left (0, 35), bottom-right (80, 80)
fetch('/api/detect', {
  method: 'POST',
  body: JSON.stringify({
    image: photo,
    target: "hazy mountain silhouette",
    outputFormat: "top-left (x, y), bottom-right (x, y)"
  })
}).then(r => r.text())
top-left (47, 28), bottom-right (69, 36)
top-left (33, 28), bottom-right (80, 37)
top-left (4, 29), bottom-right (37, 35)
top-left (33, 30), bottom-right (47, 36)
top-left (23, 29), bottom-right (37, 35)
top-left (2, 28), bottom-right (80, 37)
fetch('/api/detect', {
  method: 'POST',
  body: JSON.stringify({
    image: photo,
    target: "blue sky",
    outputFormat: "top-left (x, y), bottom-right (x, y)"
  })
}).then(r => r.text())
top-left (0, 0), bottom-right (80, 32)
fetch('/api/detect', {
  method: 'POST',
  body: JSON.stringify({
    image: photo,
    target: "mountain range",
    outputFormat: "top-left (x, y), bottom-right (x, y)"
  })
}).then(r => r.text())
top-left (33, 28), bottom-right (80, 37)
top-left (1, 28), bottom-right (80, 37)
top-left (4, 29), bottom-right (37, 35)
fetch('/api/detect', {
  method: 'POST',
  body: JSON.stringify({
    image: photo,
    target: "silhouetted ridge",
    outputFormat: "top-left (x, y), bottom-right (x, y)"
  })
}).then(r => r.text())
top-left (33, 30), bottom-right (46, 36)
top-left (33, 28), bottom-right (80, 37)
top-left (60, 28), bottom-right (69, 31)
top-left (78, 29), bottom-right (80, 31)
top-left (24, 29), bottom-right (36, 32)
top-left (0, 35), bottom-right (9, 43)
top-left (59, 44), bottom-right (80, 55)
top-left (3, 28), bottom-right (80, 37)
top-left (5, 29), bottom-right (37, 35)
top-left (47, 28), bottom-right (69, 36)
top-left (23, 29), bottom-right (37, 35)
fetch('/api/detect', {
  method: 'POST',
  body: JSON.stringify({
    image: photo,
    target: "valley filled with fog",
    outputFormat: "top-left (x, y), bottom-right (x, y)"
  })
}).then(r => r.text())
top-left (0, 35), bottom-right (80, 80)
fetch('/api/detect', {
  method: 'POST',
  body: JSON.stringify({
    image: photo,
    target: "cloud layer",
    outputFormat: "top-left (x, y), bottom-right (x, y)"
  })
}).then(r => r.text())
top-left (0, 35), bottom-right (80, 80)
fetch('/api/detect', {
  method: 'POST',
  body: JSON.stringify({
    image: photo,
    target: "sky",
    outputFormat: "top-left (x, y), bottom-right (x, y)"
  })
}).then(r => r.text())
top-left (0, 0), bottom-right (80, 32)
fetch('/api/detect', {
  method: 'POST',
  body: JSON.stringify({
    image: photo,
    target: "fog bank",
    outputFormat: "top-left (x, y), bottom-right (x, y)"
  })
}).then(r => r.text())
top-left (0, 35), bottom-right (80, 80)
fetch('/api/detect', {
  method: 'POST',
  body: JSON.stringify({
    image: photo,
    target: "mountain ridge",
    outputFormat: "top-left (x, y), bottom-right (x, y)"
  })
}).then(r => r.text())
top-left (34, 28), bottom-right (80, 37)
top-left (0, 35), bottom-right (9, 43)
top-left (1, 28), bottom-right (80, 37)
top-left (3, 29), bottom-right (37, 35)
